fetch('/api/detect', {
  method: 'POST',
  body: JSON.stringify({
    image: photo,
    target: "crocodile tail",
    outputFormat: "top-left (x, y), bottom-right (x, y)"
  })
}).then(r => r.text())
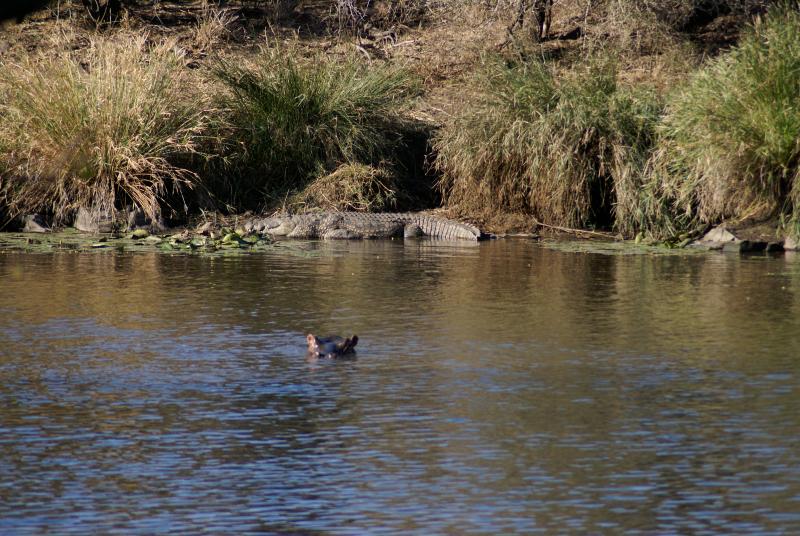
top-left (415, 216), bottom-right (481, 240)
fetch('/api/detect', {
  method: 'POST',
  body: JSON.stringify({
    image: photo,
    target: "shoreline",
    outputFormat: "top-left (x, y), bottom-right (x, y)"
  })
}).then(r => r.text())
top-left (2, 213), bottom-right (797, 257)
top-left (2, 3), bottom-right (797, 249)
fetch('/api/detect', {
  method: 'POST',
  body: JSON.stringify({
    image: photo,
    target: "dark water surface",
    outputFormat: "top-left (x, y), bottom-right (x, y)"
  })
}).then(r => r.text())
top-left (2, 240), bottom-right (800, 534)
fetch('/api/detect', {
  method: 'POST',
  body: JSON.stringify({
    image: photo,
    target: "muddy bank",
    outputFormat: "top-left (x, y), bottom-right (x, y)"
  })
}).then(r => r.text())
top-left (3, 215), bottom-right (798, 259)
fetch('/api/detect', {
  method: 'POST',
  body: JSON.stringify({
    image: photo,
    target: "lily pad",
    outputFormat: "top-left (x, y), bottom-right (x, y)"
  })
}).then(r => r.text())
top-left (222, 232), bottom-right (240, 244)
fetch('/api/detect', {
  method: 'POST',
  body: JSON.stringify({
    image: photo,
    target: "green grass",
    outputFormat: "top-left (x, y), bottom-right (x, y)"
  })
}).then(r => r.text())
top-left (433, 56), bottom-right (662, 231)
top-left (212, 47), bottom-right (417, 209)
top-left (0, 32), bottom-right (209, 224)
top-left (646, 2), bottom-right (800, 236)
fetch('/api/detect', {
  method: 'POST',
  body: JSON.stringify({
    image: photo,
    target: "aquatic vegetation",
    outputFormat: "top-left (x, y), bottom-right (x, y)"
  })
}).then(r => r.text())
top-left (0, 228), bottom-right (275, 257)
top-left (433, 56), bottom-right (662, 231)
top-left (0, 32), bottom-right (209, 225)
top-left (212, 47), bottom-right (417, 209)
top-left (645, 2), bottom-right (800, 237)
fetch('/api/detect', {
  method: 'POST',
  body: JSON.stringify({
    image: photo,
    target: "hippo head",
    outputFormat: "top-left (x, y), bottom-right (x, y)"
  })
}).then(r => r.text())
top-left (306, 333), bottom-right (358, 358)
top-left (306, 333), bottom-right (320, 354)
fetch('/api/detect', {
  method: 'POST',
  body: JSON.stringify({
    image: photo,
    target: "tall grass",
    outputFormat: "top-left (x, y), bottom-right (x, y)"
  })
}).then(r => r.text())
top-left (193, 1), bottom-right (238, 52)
top-left (213, 47), bottom-right (417, 208)
top-left (646, 2), bottom-right (800, 236)
top-left (0, 33), bottom-right (208, 224)
top-left (434, 57), bottom-right (662, 230)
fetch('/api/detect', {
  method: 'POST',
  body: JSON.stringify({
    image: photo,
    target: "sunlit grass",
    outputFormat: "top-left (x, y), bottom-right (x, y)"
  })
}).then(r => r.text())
top-left (646, 2), bottom-right (800, 236)
top-left (213, 47), bottom-right (417, 209)
top-left (0, 32), bottom-right (209, 224)
top-left (434, 56), bottom-right (662, 231)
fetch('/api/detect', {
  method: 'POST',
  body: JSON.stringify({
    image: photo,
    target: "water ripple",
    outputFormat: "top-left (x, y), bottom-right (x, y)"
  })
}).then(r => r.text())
top-left (1, 244), bottom-right (800, 533)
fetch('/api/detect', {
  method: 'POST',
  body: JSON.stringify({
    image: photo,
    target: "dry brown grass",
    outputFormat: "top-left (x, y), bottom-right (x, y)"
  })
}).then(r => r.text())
top-left (193, 0), bottom-right (238, 51)
top-left (212, 44), bottom-right (417, 208)
top-left (0, 30), bottom-right (210, 224)
top-left (434, 56), bottom-right (662, 231)
top-left (0, 0), bottom-right (772, 234)
top-left (291, 162), bottom-right (398, 211)
top-left (644, 2), bottom-right (800, 236)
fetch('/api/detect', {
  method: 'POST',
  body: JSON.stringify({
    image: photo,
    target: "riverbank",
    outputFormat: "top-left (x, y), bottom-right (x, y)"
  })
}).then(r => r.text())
top-left (1, 1), bottom-right (796, 243)
top-left (3, 214), bottom-right (799, 258)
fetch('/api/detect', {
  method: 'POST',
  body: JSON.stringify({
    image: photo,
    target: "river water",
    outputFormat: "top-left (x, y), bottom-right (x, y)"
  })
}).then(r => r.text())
top-left (1, 240), bottom-right (799, 534)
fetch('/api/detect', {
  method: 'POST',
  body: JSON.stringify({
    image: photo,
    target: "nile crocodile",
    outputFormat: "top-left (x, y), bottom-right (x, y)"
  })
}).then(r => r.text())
top-left (244, 212), bottom-right (484, 241)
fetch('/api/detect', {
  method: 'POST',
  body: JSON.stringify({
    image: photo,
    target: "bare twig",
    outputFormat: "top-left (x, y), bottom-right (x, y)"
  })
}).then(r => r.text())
top-left (533, 218), bottom-right (620, 239)
top-left (354, 44), bottom-right (372, 62)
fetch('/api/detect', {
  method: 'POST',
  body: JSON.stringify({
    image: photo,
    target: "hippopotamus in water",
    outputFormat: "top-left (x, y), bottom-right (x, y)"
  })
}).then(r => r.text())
top-left (306, 334), bottom-right (358, 359)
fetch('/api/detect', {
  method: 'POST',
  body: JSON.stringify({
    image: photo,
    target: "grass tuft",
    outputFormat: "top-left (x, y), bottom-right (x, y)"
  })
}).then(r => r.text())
top-left (646, 1), bottom-right (800, 236)
top-left (212, 46), bottom-right (418, 210)
top-left (434, 56), bottom-right (662, 231)
top-left (291, 162), bottom-right (398, 212)
top-left (0, 32), bottom-right (208, 224)
top-left (194, 1), bottom-right (238, 52)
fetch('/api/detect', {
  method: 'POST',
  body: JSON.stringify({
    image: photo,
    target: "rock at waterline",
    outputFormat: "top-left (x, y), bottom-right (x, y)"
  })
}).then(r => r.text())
top-left (691, 225), bottom-right (773, 253)
top-left (699, 226), bottom-right (738, 245)
top-left (196, 222), bottom-right (214, 235)
top-left (74, 207), bottom-right (117, 233)
top-left (22, 214), bottom-right (50, 233)
top-left (74, 206), bottom-right (165, 234)
top-left (707, 226), bottom-right (738, 243)
top-left (722, 240), bottom-right (765, 253)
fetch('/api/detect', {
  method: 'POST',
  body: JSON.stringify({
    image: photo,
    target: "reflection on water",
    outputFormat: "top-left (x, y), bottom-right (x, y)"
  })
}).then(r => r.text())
top-left (1, 241), bottom-right (800, 534)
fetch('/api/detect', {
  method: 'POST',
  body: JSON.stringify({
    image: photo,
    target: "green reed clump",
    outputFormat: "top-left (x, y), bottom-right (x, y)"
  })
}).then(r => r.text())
top-left (213, 48), bottom-right (417, 208)
top-left (434, 57), bottom-right (661, 230)
top-left (0, 33), bottom-right (209, 224)
top-left (647, 2), bottom-right (800, 236)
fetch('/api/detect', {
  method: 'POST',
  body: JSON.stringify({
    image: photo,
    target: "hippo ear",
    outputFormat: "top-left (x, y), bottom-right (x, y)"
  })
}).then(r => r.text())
top-left (350, 335), bottom-right (358, 347)
top-left (306, 334), bottom-right (316, 346)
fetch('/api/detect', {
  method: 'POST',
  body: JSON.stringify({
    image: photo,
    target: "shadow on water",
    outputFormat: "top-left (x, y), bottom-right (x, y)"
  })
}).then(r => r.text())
top-left (1, 242), bottom-right (800, 533)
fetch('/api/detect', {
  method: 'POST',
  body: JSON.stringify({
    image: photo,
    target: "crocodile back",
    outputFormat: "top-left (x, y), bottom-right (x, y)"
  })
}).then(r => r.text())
top-left (249, 212), bottom-right (483, 241)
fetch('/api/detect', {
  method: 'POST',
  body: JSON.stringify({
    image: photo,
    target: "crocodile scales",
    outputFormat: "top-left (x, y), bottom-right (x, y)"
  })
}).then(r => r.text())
top-left (244, 212), bottom-right (484, 241)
